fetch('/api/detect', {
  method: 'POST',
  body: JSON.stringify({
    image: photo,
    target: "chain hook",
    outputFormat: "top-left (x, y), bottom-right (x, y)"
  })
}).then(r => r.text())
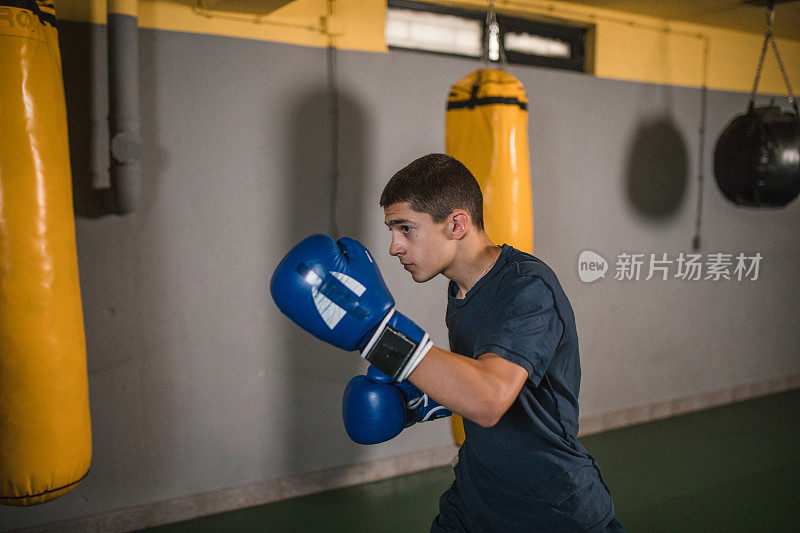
top-left (749, 1), bottom-right (797, 115)
top-left (480, 0), bottom-right (507, 71)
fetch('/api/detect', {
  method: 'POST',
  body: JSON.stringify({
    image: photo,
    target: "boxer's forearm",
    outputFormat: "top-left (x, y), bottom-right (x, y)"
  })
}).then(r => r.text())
top-left (407, 346), bottom-right (528, 428)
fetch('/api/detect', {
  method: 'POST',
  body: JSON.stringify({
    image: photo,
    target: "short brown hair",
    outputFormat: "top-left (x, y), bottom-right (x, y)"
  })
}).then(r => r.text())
top-left (379, 154), bottom-right (484, 230)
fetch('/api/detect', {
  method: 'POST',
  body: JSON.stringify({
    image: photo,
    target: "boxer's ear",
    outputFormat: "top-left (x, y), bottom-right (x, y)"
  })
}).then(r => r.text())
top-left (448, 209), bottom-right (470, 240)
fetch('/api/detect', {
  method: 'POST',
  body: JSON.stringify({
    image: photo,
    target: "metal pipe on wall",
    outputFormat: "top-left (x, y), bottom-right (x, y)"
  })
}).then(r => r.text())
top-left (107, 0), bottom-right (141, 215)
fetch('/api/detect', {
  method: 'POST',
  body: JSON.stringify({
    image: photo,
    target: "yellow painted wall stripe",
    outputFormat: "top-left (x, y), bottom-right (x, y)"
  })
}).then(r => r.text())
top-left (51, 0), bottom-right (800, 96)
top-left (108, 0), bottom-right (138, 17)
top-left (53, 0), bottom-right (387, 52)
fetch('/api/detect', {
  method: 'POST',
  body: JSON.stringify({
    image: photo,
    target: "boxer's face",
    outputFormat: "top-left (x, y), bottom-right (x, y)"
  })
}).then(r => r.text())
top-left (384, 202), bottom-right (454, 283)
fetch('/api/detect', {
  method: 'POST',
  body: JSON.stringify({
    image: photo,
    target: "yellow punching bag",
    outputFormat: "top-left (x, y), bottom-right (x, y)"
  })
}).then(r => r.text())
top-left (445, 69), bottom-right (533, 446)
top-left (0, 1), bottom-right (92, 505)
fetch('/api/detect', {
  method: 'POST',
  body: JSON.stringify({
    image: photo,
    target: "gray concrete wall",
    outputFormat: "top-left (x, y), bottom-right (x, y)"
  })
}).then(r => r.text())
top-left (1, 21), bottom-right (798, 529)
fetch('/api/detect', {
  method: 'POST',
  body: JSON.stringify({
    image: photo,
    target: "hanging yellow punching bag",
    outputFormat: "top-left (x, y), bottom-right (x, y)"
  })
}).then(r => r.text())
top-left (0, 1), bottom-right (92, 505)
top-left (445, 69), bottom-right (533, 446)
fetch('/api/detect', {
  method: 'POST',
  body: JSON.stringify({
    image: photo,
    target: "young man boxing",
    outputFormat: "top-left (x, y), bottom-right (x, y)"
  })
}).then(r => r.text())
top-left (271, 153), bottom-right (623, 532)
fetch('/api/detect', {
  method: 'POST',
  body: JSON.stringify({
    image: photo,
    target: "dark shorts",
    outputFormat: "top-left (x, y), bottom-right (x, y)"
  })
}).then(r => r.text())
top-left (430, 480), bottom-right (625, 533)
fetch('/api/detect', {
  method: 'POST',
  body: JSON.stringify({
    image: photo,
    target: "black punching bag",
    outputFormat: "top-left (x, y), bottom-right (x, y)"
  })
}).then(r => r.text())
top-left (713, 104), bottom-right (800, 208)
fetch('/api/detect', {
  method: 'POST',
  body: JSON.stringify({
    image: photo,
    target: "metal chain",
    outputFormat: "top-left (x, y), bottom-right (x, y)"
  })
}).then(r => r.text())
top-left (770, 39), bottom-right (797, 113)
top-left (749, 7), bottom-right (773, 108)
top-left (749, 4), bottom-right (798, 114)
top-left (693, 36), bottom-right (710, 252)
top-left (327, 0), bottom-right (340, 238)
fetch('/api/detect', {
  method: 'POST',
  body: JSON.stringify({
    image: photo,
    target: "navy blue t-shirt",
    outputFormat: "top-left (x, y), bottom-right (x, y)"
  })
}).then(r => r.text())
top-left (433, 245), bottom-right (616, 532)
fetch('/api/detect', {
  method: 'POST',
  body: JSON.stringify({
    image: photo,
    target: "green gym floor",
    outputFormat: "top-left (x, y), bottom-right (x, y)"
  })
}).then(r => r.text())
top-left (144, 390), bottom-right (799, 532)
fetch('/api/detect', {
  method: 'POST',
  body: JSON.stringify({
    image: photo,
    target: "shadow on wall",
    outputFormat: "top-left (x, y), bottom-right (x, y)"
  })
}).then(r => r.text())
top-left (625, 115), bottom-right (689, 221)
top-left (335, 90), bottom-right (379, 240)
top-left (61, 19), bottom-right (179, 505)
top-left (278, 83), bottom-right (373, 476)
top-left (63, 20), bottom-right (108, 218)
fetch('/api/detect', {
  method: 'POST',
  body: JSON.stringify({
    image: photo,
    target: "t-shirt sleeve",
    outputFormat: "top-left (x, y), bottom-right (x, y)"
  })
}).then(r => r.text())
top-left (474, 275), bottom-right (564, 387)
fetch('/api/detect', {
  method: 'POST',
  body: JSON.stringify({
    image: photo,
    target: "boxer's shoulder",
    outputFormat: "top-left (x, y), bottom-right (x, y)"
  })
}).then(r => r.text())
top-left (499, 246), bottom-right (558, 284)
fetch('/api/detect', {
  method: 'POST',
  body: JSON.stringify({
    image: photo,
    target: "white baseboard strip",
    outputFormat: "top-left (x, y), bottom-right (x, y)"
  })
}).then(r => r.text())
top-left (578, 373), bottom-right (800, 436)
top-left (22, 373), bottom-right (799, 533)
top-left (20, 445), bottom-right (460, 533)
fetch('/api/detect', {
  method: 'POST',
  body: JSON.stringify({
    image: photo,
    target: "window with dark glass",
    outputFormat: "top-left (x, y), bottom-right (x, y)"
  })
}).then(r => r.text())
top-left (386, 1), bottom-right (590, 73)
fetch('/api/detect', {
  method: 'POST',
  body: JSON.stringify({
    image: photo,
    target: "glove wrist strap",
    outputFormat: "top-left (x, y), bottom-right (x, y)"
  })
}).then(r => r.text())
top-left (361, 308), bottom-right (432, 381)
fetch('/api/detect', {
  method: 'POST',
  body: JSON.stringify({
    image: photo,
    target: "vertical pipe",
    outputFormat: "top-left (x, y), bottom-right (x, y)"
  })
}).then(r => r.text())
top-left (108, 0), bottom-right (141, 215)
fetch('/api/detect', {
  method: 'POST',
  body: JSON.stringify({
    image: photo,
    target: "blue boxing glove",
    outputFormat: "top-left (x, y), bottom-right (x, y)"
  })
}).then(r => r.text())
top-left (271, 235), bottom-right (432, 381)
top-left (342, 365), bottom-right (451, 445)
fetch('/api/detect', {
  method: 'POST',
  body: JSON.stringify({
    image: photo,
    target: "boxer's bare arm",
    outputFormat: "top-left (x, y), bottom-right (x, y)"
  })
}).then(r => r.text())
top-left (407, 346), bottom-right (528, 428)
